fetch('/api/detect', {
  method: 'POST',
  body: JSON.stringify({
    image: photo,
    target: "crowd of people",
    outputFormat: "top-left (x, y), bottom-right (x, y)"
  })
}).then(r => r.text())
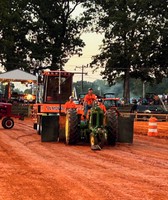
top-left (64, 89), bottom-right (168, 117)
top-left (131, 93), bottom-right (167, 106)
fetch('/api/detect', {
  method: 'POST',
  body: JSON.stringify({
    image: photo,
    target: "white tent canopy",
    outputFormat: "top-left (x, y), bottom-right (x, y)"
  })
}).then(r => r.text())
top-left (0, 69), bottom-right (37, 83)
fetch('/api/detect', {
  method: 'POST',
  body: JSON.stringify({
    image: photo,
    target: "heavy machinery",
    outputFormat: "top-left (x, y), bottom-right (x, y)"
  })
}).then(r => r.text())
top-left (32, 70), bottom-right (119, 149)
top-left (32, 70), bottom-right (75, 137)
top-left (65, 106), bottom-right (118, 149)
top-left (0, 102), bottom-right (24, 129)
top-left (102, 93), bottom-right (121, 109)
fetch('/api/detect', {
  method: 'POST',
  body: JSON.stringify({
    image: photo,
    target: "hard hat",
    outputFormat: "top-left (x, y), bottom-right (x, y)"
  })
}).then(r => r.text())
top-left (69, 96), bottom-right (74, 99)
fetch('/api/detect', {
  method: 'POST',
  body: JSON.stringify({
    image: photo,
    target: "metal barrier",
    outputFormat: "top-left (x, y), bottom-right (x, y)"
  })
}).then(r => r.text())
top-left (118, 116), bottom-right (134, 143)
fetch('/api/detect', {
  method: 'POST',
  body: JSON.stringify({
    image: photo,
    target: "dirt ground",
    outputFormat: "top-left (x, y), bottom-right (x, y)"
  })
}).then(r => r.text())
top-left (0, 118), bottom-right (168, 200)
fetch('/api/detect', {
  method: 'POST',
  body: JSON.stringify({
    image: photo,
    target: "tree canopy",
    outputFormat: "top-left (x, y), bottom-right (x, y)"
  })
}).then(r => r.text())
top-left (0, 0), bottom-right (168, 104)
top-left (0, 0), bottom-right (85, 72)
top-left (82, 0), bottom-right (168, 103)
top-left (73, 77), bottom-right (168, 101)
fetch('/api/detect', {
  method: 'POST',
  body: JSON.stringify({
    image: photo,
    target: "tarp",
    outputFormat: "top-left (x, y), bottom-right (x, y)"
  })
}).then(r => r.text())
top-left (0, 69), bottom-right (37, 83)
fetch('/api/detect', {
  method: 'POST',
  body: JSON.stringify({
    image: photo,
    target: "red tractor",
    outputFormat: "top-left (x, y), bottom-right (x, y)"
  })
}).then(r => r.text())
top-left (0, 102), bottom-right (24, 129)
top-left (102, 93), bottom-right (121, 110)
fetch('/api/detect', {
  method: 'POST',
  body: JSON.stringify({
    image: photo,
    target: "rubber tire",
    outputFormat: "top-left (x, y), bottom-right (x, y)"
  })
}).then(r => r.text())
top-left (2, 117), bottom-right (14, 129)
top-left (65, 109), bottom-right (79, 145)
top-left (106, 108), bottom-right (119, 145)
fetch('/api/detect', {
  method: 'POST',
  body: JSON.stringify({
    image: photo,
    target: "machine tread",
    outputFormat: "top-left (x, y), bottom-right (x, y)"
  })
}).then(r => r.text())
top-left (106, 108), bottom-right (119, 145)
top-left (65, 109), bottom-right (79, 144)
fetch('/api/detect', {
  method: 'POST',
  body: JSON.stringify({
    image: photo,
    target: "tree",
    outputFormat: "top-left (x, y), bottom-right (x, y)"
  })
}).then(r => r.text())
top-left (26, 0), bottom-right (86, 71)
top-left (82, 0), bottom-right (168, 104)
top-left (0, 0), bottom-right (30, 71)
top-left (73, 79), bottom-right (124, 98)
top-left (0, 0), bottom-right (86, 73)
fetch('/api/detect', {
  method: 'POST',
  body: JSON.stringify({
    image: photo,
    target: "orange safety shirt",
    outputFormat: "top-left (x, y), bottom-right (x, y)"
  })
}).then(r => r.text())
top-left (64, 101), bottom-right (77, 110)
top-left (99, 104), bottom-right (106, 113)
top-left (84, 94), bottom-right (97, 105)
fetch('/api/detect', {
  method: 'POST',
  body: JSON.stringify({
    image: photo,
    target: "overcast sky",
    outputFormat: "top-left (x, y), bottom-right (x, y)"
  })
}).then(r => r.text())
top-left (65, 4), bottom-right (104, 82)
top-left (65, 32), bottom-right (104, 82)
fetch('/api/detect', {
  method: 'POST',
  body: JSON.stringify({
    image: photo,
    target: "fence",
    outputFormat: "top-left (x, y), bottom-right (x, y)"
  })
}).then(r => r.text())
top-left (11, 104), bottom-right (33, 117)
top-left (120, 112), bottom-right (168, 122)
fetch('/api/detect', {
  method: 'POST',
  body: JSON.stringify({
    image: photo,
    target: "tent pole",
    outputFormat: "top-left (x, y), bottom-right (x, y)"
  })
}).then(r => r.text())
top-left (7, 82), bottom-right (11, 101)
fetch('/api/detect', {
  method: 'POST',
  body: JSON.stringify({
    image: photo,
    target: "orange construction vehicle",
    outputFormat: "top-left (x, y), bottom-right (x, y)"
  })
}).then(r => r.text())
top-left (32, 70), bottom-right (83, 141)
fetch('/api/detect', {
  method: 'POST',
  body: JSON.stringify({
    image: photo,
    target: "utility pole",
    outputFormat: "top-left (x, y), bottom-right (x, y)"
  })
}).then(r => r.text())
top-left (142, 81), bottom-right (146, 98)
top-left (74, 65), bottom-right (88, 93)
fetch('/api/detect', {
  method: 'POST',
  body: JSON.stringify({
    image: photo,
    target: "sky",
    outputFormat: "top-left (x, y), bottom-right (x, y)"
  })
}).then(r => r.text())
top-left (14, 32), bottom-right (104, 91)
top-left (65, 32), bottom-right (104, 83)
top-left (64, 4), bottom-right (104, 83)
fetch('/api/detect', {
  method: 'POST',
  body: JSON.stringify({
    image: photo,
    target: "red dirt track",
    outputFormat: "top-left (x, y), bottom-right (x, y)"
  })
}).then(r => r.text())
top-left (0, 118), bottom-right (168, 200)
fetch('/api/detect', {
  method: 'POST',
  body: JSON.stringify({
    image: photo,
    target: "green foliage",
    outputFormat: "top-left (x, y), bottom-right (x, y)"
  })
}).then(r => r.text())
top-left (0, 0), bottom-right (85, 72)
top-left (26, 0), bottom-right (85, 70)
top-left (73, 79), bottom-right (124, 98)
top-left (0, 0), bottom-right (29, 71)
top-left (73, 77), bottom-right (168, 100)
top-left (1, 0), bottom-right (168, 105)
top-left (83, 0), bottom-right (168, 103)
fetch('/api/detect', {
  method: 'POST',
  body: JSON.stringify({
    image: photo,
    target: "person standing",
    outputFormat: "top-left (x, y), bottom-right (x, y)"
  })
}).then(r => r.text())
top-left (83, 88), bottom-right (97, 117)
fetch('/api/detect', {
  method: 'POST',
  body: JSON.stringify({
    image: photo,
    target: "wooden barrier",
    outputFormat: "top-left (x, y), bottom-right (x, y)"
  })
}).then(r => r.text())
top-left (119, 112), bottom-right (168, 122)
top-left (11, 104), bottom-right (33, 117)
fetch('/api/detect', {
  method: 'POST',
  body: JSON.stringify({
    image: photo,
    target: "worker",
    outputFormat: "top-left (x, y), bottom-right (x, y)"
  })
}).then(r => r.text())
top-left (97, 99), bottom-right (106, 113)
top-left (83, 88), bottom-right (97, 117)
top-left (64, 96), bottom-right (77, 111)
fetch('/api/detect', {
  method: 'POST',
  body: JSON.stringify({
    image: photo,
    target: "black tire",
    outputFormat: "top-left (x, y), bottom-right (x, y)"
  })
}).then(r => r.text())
top-left (106, 108), bottom-right (119, 145)
top-left (65, 109), bottom-right (79, 145)
top-left (2, 117), bottom-right (14, 129)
